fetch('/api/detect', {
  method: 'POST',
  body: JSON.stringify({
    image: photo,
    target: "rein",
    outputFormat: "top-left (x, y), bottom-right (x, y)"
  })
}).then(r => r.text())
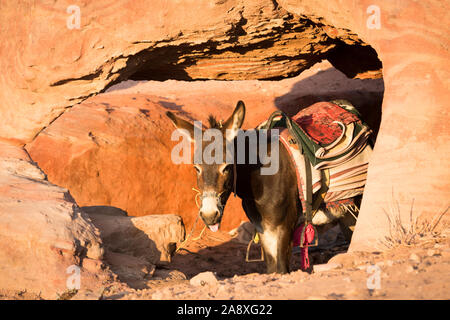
top-left (175, 187), bottom-right (205, 254)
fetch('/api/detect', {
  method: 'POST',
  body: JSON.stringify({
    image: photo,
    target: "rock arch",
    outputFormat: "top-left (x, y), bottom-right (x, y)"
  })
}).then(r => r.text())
top-left (0, 0), bottom-right (448, 296)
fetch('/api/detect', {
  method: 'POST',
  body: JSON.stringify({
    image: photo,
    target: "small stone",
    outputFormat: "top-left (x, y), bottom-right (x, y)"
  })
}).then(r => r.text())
top-left (82, 258), bottom-right (104, 273)
top-left (151, 291), bottom-right (164, 300)
top-left (356, 265), bottom-right (367, 270)
top-left (370, 290), bottom-right (386, 297)
top-left (409, 253), bottom-right (421, 264)
top-left (313, 263), bottom-right (342, 273)
top-left (427, 249), bottom-right (439, 257)
top-left (70, 289), bottom-right (102, 300)
top-left (190, 271), bottom-right (218, 287)
top-left (152, 269), bottom-right (186, 280)
top-left (215, 284), bottom-right (233, 297)
top-left (405, 265), bottom-right (415, 273)
top-left (345, 288), bottom-right (359, 296)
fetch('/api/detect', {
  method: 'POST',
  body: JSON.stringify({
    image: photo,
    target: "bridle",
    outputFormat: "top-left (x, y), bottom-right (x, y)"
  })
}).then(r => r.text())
top-left (176, 121), bottom-right (239, 253)
top-left (192, 160), bottom-right (238, 210)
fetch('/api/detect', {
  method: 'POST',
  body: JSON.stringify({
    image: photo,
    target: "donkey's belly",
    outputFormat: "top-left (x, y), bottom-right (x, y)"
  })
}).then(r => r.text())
top-left (312, 208), bottom-right (346, 225)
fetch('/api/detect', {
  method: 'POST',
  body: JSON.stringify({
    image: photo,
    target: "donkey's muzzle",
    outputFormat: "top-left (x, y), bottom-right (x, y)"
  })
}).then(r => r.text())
top-left (200, 209), bottom-right (220, 225)
top-left (199, 191), bottom-right (223, 229)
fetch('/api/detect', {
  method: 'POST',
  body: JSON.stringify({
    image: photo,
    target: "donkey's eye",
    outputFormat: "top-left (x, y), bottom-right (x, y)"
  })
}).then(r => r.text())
top-left (219, 164), bottom-right (232, 175)
top-left (194, 165), bottom-right (201, 174)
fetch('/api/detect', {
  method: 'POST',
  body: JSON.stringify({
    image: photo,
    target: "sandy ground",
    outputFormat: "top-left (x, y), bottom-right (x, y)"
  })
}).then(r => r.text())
top-left (96, 226), bottom-right (450, 300)
top-left (1, 223), bottom-right (448, 300)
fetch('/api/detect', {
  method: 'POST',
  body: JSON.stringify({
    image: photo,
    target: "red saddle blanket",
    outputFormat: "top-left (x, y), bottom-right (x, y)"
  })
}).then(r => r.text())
top-left (292, 101), bottom-right (360, 145)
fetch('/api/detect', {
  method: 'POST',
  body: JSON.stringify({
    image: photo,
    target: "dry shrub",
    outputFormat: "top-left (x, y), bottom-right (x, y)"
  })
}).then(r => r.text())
top-left (381, 198), bottom-right (449, 249)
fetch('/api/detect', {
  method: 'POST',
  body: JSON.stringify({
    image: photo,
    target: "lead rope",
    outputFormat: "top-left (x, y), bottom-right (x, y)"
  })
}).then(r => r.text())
top-left (175, 188), bottom-right (207, 254)
top-left (296, 124), bottom-right (318, 271)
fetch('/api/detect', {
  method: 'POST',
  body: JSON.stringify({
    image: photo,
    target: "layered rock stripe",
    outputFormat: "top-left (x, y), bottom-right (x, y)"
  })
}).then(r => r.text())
top-left (0, 0), bottom-right (449, 297)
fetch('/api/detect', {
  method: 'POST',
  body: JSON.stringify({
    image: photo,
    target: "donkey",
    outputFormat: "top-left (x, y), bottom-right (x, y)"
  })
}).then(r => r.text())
top-left (166, 101), bottom-right (359, 273)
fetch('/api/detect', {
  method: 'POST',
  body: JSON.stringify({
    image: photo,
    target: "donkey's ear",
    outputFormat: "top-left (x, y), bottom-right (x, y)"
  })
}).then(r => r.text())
top-left (223, 100), bottom-right (246, 141)
top-left (166, 111), bottom-right (195, 142)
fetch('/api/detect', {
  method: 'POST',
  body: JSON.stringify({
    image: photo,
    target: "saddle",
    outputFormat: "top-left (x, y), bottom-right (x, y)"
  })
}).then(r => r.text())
top-left (260, 101), bottom-right (372, 249)
top-left (260, 100), bottom-right (372, 170)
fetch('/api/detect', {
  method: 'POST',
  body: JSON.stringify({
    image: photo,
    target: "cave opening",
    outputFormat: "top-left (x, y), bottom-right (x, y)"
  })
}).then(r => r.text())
top-left (25, 33), bottom-right (384, 279)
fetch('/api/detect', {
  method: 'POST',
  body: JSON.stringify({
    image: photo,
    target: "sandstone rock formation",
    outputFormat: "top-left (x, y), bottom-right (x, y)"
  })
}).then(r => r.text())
top-left (280, 0), bottom-right (450, 251)
top-left (84, 209), bottom-right (185, 289)
top-left (0, 0), bottom-right (449, 298)
top-left (0, 141), bottom-right (187, 296)
top-left (0, 0), bottom-right (381, 146)
top-left (86, 209), bottom-right (185, 264)
top-left (26, 62), bottom-right (383, 231)
top-left (0, 142), bottom-right (106, 299)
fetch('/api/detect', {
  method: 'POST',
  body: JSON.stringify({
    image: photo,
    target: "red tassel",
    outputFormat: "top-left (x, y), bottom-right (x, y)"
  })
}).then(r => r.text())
top-left (293, 223), bottom-right (315, 270)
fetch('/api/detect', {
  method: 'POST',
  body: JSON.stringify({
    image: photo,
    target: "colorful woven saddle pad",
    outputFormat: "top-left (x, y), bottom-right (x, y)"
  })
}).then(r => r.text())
top-left (259, 100), bottom-right (373, 212)
top-left (292, 101), bottom-right (360, 145)
top-left (262, 100), bottom-right (372, 169)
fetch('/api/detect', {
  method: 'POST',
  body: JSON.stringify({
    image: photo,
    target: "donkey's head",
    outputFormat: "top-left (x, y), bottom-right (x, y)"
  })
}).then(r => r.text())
top-left (166, 101), bottom-right (245, 231)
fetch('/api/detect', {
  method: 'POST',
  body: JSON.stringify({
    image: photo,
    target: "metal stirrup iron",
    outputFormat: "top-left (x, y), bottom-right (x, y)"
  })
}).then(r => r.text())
top-left (245, 232), bottom-right (264, 263)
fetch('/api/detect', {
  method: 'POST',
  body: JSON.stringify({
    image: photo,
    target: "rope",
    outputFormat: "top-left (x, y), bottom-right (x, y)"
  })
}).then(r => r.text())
top-left (175, 210), bottom-right (201, 253)
top-left (193, 225), bottom-right (207, 241)
top-left (176, 128), bottom-right (238, 253)
top-left (192, 187), bottom-right (202, 209)
top-left (175, 188), bottom-right (204, 253)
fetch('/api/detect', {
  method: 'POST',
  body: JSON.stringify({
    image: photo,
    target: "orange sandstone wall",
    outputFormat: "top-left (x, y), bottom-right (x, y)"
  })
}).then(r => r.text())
top-left (281, 0), bottom-right (450, 251)
top-left (1, 0), bottom-right (448, 252)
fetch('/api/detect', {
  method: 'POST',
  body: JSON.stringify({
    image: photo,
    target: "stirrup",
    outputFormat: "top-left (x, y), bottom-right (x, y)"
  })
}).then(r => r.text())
top-left (245, 233), bottom-right (264, 262)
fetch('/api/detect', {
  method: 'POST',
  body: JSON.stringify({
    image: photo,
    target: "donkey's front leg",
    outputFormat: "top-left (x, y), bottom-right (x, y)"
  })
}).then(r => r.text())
top-left (259, 226), bottom-right (291, 274)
